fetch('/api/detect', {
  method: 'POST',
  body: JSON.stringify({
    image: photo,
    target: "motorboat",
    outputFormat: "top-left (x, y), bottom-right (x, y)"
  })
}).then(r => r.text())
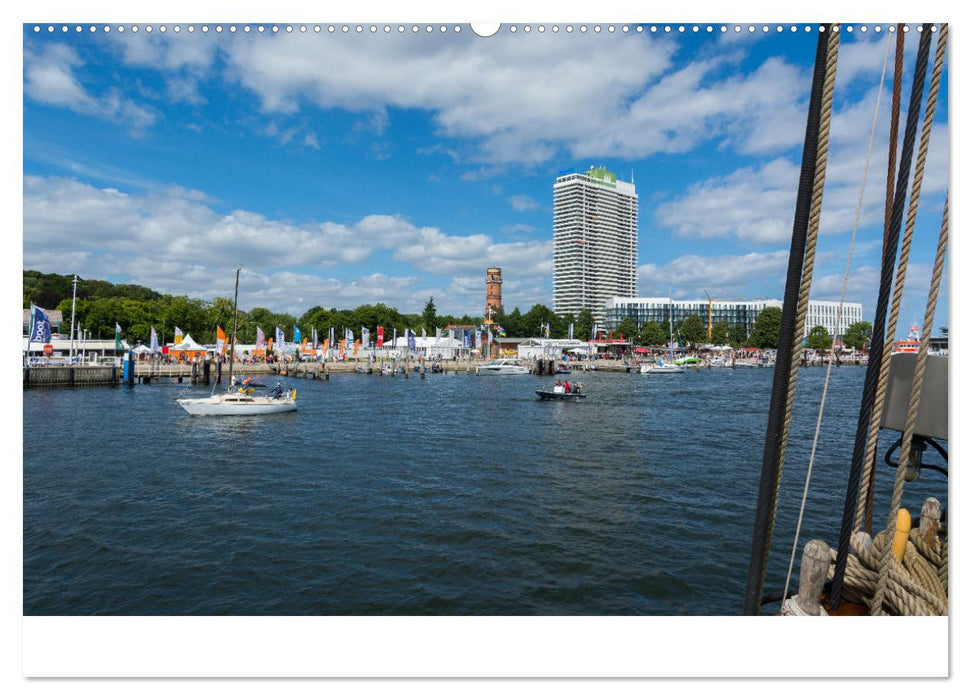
top-left (536, 382), bottom-right (585, 400)
top-left (640, 359), bottom-right (685, 374)
top-left (478, 358), bottom-right (529, 375)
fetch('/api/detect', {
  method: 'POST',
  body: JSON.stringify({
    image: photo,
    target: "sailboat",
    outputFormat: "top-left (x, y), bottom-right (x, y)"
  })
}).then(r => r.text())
top-left (177, 269), bottom-right (297, 415)
top-left (641, 294), bottom-right (684, 374)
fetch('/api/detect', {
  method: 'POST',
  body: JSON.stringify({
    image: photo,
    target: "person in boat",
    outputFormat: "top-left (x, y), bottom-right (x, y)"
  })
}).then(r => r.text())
top-left (270, 382), bottom-right (284, 399)
top-left (564, 381), bottom-right (570, 393)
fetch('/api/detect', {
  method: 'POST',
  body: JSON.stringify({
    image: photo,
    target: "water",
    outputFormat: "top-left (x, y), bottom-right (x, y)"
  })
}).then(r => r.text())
top-left (22, 366), bottom-right (946, 615)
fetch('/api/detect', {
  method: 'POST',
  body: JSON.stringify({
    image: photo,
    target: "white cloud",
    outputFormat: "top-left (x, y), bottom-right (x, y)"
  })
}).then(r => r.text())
top-left (24, 43), bottom-right (159, 131)
top-left (638, 250), bottom-right (790, 298)
top-left (509, 194), bottom-right (539, 211)
top-left (23, 175), bottom-right (553, 316)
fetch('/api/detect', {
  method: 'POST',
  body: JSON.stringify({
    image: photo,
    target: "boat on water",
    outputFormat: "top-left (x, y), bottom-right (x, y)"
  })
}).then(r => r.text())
top-left (536, 381), bottom-right (585, 400)
top-left (554, 363), bottom-right (571, 374)
top-left (478, 358), bottom-right (529, 375)
top-left (177, 269), bottom-right (297, 416)
top-left (892, 324), bottom-right (921, 354)
top-left (674, 356), bottom-right (701, 366)
top-left (640, 359), bottom-right (684, 374)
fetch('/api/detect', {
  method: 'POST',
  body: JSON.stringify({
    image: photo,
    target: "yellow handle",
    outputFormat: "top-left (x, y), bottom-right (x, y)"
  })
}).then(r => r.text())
top-left (891, 508), bottom-right (912, 563)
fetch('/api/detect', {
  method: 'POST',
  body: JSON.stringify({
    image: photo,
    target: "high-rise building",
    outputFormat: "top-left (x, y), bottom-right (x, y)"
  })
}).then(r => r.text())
top-left (553, 166), bottom-right (638, 320)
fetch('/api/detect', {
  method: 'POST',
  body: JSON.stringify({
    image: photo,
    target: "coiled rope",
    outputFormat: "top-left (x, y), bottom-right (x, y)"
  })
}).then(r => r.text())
top-left (781, 29), bottom-right (890, 605)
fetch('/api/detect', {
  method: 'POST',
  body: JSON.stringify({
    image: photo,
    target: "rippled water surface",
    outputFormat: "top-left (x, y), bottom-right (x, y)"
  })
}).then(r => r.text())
top-left (23, 366), bottom-right (945, 615)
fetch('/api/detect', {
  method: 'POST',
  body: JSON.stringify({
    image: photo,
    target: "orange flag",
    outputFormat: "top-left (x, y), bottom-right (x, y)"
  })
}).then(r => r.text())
top-left (216, 326), bottom-right (227, 355)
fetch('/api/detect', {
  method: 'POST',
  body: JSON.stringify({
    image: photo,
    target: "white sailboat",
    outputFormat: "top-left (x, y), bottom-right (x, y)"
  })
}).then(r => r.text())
top-left (177, 269), bottom-right (297, 416)
top-left (641, 293), bottom-right (685, 374)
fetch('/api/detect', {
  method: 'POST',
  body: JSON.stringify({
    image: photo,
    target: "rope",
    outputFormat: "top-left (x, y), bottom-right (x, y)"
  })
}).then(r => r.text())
top-left (859, 24), bottom-right (907, 534)
top-left (870, 189), bottom-right (948, 615)
top-left (743, 26), bottom-right (833, 615)
top-left (781, 30), bottom-right (889, 604)
top-left (861, 22), bottom-right (947, 549)
top-left (829, 22), bottom-right (936, 610)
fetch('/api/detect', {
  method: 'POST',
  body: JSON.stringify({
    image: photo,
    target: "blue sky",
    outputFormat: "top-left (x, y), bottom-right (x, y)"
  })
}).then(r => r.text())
top-left (22, 18), bottom-right (949, 335)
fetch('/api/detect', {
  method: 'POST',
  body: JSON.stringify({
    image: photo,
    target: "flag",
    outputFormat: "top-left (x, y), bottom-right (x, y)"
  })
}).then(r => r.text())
top-left (329, 327), bottom-right (336, 348)
top-left (345, 328), bottom-right (354, 346)
top-left (448, 329), bottom-right (455, 342)
top-left (422, 327), bottom-right (427, 342)
top-left (569, 322), bottom-right (574, 340)
top-left (256, 326), bottom-right (266, 349)
top-left (293, 325), bottom-right (302, 343)
top-left (115, 322), bottom-right (123, 351)
top-left (362, 327), bottom-right (370, 348)
top-left (462, 329), bottom-right (471, 349)
top-left (407, 329), bottom-right (416, 350)
top-left (28, 305), bottom-right (52, 343)
top-left (174, 326), bottom-right (184, 344)
top-left (353, 340), bottom-right (361, 356)
top-left (216, 326), bottom-right (227, 355)
top-left (544, 322), bottom-right (550, 339)
top-left (497, 325), bottom-right (506, 338)
top-left (474, 328), bottom-right (482, 349)
top-left (392, 328), bottom-right (398, 348)
top-left (377, 326), bottom-right (384, 348)
top-left (275, 327), bottom-right (285, 349)
top-left (322, 338), bottom-right (330, 353)
top-left (150, 326), bottom-right (160, 354)
top-left (312, 327), bottom-right (318, 349)
top-left (339, 338), bottom-right (346, 356)
top-left (435, 327), bottom-right (441, 340)
top-left (487, 327), bottom-right (493, 345)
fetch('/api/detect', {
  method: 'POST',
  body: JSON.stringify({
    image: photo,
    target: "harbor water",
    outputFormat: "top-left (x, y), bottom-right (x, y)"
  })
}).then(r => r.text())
top-left (22, 366), bottom-right (945, 615)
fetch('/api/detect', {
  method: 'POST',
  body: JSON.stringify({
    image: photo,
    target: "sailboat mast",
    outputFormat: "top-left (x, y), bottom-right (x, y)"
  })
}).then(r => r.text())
top-left (227, 268), bottom-right (240, 391)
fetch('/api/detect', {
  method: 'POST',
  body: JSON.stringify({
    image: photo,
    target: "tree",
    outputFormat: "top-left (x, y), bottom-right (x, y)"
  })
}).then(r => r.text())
top-left (710, 320), bottom-right (730, 346)
top-left (638, 321), bottom-right (666, 347)
top-left (616, 318), bottom-right (638, 341)
top-left (422, 297), bottom-right (437, 333)
top-left (806, 325), bottom-right (832, 350)
top-left (678, 314), bottom-right (707, 347)
top-left (575, 309), bottom-right (595, 341)
top-left (748, 306), bottom-right (782, 349)
top-left (729, 324), bottom-right (748, 348)
top-left (842, 320), bottom-right (873, 351)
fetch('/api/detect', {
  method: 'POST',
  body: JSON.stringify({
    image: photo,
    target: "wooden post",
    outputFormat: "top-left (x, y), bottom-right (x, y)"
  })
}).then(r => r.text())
top-left (918, 498), bottom-right (942, 546)
top-left (794, 539), bottom-right (831, 615)
top-left (203, 360), bottom-right (210, 385)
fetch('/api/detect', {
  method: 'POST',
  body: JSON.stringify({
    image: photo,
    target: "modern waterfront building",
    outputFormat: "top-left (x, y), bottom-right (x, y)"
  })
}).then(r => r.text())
top-left (602, 297), bottom-right (864, 339)
top-left (553, 166), bottom-right (638, 321)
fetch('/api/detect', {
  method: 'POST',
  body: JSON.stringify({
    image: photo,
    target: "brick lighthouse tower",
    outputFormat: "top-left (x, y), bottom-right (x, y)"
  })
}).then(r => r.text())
top-left (485, 267), bottom-right (502, 323)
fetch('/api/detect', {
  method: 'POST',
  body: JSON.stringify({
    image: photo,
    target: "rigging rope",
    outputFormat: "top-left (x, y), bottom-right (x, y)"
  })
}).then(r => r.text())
top-left (743, 26), bottom-right (832, 616)
top-left (829, 23), bottom-right (936, 610)
top-left (859, 23), bottom-right (947, 550)
top-left (859, 24), bottom-right (907, 534)
top-left (871, 188), bottom-right (949, 615)
top-left (781, 29), bottom-right (890, 604)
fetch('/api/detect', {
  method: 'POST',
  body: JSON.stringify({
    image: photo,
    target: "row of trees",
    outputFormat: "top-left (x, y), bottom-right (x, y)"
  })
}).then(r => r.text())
top-left (24, 270), bottom-right (873, 350)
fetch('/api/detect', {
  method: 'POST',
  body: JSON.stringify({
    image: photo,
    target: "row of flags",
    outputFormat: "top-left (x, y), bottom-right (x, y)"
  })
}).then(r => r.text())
top-left (27, 305), bottom-right (514, 357)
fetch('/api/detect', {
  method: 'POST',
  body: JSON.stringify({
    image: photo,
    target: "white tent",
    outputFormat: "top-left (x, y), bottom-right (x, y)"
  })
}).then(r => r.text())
top-left (168, 333), bottom-right (205, 351)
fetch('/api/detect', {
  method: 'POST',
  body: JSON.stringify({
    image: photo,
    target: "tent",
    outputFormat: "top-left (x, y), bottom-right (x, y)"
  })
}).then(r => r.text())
top-left (167, 334), bottom-right (207, 361)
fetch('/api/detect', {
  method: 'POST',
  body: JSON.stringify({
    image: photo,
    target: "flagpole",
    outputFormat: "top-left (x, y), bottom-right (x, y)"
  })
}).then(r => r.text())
top-left (69, 274), bottom-right (78, 362)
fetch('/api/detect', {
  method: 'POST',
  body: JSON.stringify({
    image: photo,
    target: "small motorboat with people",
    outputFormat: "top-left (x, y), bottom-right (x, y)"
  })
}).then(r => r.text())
top-left (640, 359), bottom-right (685, 374)
top-left (478, 358), bottom-right (529, 375)
top-left (536, 380), bottom-right (585, 400)
top-left (555, 363), bottom-right (571, 374)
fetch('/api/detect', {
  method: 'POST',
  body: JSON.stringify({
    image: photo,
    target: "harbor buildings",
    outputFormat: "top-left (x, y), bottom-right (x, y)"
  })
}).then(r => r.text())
top-left (602, 297), bottom-right (864, 339)
top-left (553, 167), bottom-right (638, 321)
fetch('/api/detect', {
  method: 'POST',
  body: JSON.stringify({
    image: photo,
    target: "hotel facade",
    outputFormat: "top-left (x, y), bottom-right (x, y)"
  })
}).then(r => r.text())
top-left (553, 167), bottom-right (638, 320)
top-left (602, 297), bottom-right (864, 339)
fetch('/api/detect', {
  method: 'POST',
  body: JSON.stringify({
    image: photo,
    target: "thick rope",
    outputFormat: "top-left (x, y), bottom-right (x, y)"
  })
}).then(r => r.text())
top-left (829, 23), bottom-right (935, 609)
top-left (781, 30), bottom-right (889, 604)
top-left (743, 26), bottom-right (832, 615)
top-left (870, 189), bottom-right (948, 615)
top-left (861, 23), bottom-right (948, 546)
top-left (859, 24), bottom-right (907, 533)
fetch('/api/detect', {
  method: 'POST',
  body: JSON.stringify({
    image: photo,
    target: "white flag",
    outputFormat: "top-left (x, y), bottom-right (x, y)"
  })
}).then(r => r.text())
top-left (150, 326), bottom-right (159, 353)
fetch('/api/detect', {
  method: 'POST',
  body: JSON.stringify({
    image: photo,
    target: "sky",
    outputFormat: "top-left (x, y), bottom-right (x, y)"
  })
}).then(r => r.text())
top-left (21, 17), bottom-right (950, 336)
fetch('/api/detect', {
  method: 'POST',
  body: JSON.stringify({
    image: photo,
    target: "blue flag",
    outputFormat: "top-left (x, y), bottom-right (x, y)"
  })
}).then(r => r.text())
top-left (462, 330), bottom-right (471, 349)
top-left (28, 305), bottom-right (52, 343)
top-left (407, 329), bottom-right (416, 350)
top-left (275, 327), bottom-right (285, 348)
top-left (293, 326), bottom-right (302, 343)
